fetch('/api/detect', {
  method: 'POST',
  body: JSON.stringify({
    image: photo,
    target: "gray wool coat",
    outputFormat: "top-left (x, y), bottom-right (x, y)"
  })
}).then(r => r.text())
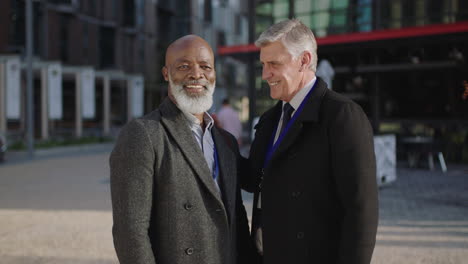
top-left (110, 98), bottom-right (251, 264)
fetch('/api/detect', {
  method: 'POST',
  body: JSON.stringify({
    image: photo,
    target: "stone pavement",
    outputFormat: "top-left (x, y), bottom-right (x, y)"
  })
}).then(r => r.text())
top-left (0, 148), bottom-right (467, 263)
top-left (373, 166), bottom-right (468, 264)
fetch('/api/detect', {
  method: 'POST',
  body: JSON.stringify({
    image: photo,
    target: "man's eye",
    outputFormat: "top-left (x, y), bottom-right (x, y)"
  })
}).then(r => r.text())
top-left (177, 65), bottom-right (189, 70)
top-left (201, 65), bottom-right (212, 70)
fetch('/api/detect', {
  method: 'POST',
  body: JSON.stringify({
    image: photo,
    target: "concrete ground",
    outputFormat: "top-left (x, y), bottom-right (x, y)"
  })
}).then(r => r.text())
top-left (0, 147), bottom-right (467, 263)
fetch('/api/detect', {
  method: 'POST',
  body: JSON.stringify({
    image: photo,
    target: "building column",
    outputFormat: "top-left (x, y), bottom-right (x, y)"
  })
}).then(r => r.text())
top-left (371, 74), bottom-right (380, 133)
top-left (75, 72), bottom-right (82, 138)
top-left (372, 56), bottom-right (381, 134)
top-left (41, 68), bottom-right (48, 140)
top-left (247, 0), bottom-right (257, 140)
top-left (0, 63), bottom-right (6, 134)
top-left (20, 75), bottom-right (26, 132)
top-left (127, 78), bottom-right (133, 123)
top-left (103, 76), bottom-right (111, 136)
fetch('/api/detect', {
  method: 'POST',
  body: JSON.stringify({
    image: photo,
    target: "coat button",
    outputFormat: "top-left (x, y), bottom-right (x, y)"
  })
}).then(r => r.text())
top-left (297, 232), bottom-right (305, 239)
top-left (258, 170), bottom-right (264, 189)
top-left (291, 191), bottom-right (302, 198)
top-left (184, 203), bottom-right (193, 210)
top-left (185, 247), bottom-right (194, 255)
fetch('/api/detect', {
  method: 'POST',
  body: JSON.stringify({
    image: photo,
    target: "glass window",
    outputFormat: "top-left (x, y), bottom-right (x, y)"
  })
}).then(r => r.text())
top-left (204, 0), bottom-right (212, 23)
top-left (390, 0), bottom-right (402, 29)
top-left (427, 0), bottom-right (444, 24)
top-left (273, 0), bottom-right (289, 18)
top-left (315, 12), bottom-right (331, 37)
top-left (332, 0), bottom-right (348, 9)
top-left (297, 15), bottom-right (312, 29)
top-left (295, 0), bottom-right (312, 14)
top-left (136, 0), bottom-right (145, 27)
top-left (256, 2), bottom-right (274, 37)
top-left (458, 0), bottom-right (468, 21)
top-left (414, 0), bottom-right (426, 26)
top-left (9, 0), bottom-right (25, 48)
top-left (99, 27), bottom-right (115, 68)
top-left (329, 9), bottom-right (347, 34)
top-left (123, 0), bottom-right (135, 27)
top-left (443, 0), bottom-right (458, 23)
top-left (356, 0), bottom-right (372, 32)
top-left (256, 2), bottom-right (273, 16)
top-left (60, 15), bottom-right (70, 62)
top-left (312, 0), bottom-right (331, 12)
top-left (329, 0), bottom-right (349, 34)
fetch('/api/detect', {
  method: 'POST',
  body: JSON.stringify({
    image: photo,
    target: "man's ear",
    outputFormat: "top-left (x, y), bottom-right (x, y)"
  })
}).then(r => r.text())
top-left (162, 66), bottom-right (169, 81)
top-left (301, 51), bottom-right (312, 71)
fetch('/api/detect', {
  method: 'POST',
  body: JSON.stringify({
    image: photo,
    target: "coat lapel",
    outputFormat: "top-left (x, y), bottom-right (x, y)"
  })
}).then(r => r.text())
top-left (159, 98), bottom-right (224, 205)
top-left (212, 127), bottom-right (236, 224)
top-left (268, 78), bottom-right (328, 165)
top-left (251, 103), bottom-right (282, 166)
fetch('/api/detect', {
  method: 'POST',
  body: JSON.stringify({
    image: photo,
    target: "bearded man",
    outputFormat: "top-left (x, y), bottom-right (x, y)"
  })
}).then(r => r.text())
top-left (110, 35), bottom-right (252, 264)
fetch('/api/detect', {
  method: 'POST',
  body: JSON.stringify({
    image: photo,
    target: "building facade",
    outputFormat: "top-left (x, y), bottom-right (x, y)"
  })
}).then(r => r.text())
top-left (0, 0), bottom-right (251, 148)
top-left (220, 0), bottom-right (468, 163)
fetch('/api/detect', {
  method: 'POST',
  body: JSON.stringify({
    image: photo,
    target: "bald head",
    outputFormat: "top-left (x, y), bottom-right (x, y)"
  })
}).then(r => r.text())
top-left (165, 35), bottom-right (214, 67)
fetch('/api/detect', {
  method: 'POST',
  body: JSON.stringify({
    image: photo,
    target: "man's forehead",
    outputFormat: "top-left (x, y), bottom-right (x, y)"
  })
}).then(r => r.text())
top-left (174, 58), bottom-right (212, 65)
top-left (172, 48), bottom-right (213, 62)
top-left (260, 45), bottom-right (290, 62)
top-left (167, 46), bottom-right (213, 65)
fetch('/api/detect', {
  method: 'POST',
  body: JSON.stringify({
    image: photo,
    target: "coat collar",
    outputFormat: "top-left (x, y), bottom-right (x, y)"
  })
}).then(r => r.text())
top-left (254, 78), bottom-right (329, 167)
top-left (159, 98), bottom-right (225, 206)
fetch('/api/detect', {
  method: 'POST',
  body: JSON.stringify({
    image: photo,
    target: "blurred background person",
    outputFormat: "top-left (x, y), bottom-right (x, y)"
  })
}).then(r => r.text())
top-left (217, 98), bottom-right (243, 146)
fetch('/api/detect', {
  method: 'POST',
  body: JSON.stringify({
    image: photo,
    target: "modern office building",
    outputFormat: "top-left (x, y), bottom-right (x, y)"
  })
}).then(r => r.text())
top-left (0, 0), bottom-right (250, 147)
top-left (219, 0), bottom-right (468, 163)
top-left (0, 0), bottom-right (156, 142)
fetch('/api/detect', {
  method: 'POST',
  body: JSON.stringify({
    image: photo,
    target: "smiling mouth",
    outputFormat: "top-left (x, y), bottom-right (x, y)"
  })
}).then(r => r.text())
top-left (268, 81), bottom-right (280, 86)
top-left (184, 84), bottom-right (205, 93)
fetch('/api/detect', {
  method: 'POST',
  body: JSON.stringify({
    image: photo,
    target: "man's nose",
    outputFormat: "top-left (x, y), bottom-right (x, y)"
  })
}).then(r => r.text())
top-left (189, 65), bottom-right (204, 79)
top-left (262, 66), bottom-right (271, 80)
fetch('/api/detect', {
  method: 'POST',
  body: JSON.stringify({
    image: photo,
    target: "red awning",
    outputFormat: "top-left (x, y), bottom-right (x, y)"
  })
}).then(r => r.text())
top-left (218, 21), bottom-right (468, 55)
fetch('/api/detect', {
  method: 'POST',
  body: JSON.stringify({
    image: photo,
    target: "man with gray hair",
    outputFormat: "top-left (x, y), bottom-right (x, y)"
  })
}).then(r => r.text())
top-left (244, 19), bottom-right (378, 264)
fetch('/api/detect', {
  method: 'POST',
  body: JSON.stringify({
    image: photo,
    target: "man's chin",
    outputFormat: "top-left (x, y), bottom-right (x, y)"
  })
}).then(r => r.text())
top-left (184, 90), bottom-right (206, 98)
top-left (173, 92), bottom-right (213, 114)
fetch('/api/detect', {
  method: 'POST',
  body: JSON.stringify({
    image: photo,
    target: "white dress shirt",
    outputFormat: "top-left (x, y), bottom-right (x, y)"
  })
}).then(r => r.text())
top-left (273, 77), bottom-right (317, 143)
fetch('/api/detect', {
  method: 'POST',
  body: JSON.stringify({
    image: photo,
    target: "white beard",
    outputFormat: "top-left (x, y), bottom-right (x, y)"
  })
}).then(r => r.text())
top-left (169, 76), bottom-right (215, 115)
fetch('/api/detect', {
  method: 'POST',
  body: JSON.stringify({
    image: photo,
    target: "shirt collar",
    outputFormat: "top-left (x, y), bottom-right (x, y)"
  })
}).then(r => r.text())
top-left (182, 110), bottom-right (214, 131)
top-left (283, 77), bottom-right (317, 111)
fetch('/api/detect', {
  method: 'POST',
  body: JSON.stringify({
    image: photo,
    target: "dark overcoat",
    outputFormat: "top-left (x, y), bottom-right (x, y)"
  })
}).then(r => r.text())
top-left (110, 98), bottom-right (252, 264)
top-left (246, 78), bottom-right (379, 264)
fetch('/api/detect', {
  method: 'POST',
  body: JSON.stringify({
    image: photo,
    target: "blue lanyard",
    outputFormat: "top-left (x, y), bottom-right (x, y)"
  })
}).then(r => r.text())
top-left (213, 142), bottom-right (219, 181)
top-left (263, 81), bottom-right (317, 168)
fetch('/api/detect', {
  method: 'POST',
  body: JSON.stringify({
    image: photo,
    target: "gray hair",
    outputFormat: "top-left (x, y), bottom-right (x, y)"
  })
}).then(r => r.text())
top-left (255, 19), bottom-right (318, 72)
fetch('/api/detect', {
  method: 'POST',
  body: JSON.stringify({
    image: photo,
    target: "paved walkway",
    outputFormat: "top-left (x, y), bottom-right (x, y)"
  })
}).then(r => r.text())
top-left (373, 166), bottom-right (468, 264)
top-left (0, 148), bottom-right (467, 263)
